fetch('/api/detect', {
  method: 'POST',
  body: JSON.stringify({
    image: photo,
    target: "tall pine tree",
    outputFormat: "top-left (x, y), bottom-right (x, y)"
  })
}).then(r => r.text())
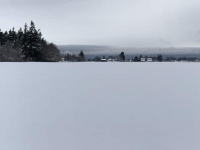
top-left (21, 23), bottom-right (29, 61)
top-left (26, 21), bottom-right (43, 61)
top-left (78, 50), bottom-right (85, 61)
top-left (0, 29), bottom-right (4, 46)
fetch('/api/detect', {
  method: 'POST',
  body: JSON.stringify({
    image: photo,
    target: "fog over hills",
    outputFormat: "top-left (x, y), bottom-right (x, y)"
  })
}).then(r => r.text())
top-left (58, 45), bottom-right (200, 58)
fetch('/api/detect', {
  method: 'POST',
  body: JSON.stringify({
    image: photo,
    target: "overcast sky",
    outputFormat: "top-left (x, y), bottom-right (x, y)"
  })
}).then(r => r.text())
top-left (1, 0), bottom-right (200, 47)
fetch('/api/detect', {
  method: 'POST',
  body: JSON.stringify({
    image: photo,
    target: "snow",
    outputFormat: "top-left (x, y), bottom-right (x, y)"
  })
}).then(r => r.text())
top-left (0, 62), bottom-right (200, 150)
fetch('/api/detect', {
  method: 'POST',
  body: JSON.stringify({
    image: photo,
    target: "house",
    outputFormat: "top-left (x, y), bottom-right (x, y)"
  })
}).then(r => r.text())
top-left (140, 57), bottom-right (153, 62)
top-left (101, 59), bottom-right (107, 62)
top-left (107, 58), bottom-right (117, 62)
top-left (141, 58), bottom-right (146, 62)
top-left (147, 58), bottom-right (153, 62)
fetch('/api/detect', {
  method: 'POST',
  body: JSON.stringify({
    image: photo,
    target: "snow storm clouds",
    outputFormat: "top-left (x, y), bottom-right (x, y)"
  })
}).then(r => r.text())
top-left (1, 0), bottom-right (200, 47)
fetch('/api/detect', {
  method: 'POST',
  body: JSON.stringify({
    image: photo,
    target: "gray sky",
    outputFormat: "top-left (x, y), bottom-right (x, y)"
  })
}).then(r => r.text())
top-left (1, 0), bottom-right (200, 47)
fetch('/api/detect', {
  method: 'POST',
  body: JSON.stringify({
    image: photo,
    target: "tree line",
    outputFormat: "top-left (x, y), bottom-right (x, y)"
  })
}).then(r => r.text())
top-left (63, 50), bottom-right (85, 62)
top-left (63, 51), bottom-right (163, 62)
top-left (0, 21), bottom-right (60, 62)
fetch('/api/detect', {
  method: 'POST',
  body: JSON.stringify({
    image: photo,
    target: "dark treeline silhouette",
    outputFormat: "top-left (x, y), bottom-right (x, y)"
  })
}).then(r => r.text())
top-left (164, 57), bottom-right (199, 62)
top-left (0, 21), bottom-right (60, 62)
top-left (63, 51), bottom-right (165, 62)
top-left (63, 51), bottom-right (124, 62)
top-left (63, 50), bottom-right (85, 62)
top-left (62, 49), bottom-right (200, 63)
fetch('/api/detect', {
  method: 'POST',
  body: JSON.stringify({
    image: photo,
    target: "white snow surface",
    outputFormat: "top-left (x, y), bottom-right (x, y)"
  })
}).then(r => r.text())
top-left (0, 62), bottom-right (200, 150)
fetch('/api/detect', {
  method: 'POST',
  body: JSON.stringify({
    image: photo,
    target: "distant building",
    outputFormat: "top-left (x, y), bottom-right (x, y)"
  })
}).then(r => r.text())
top-left (107, 58), bottom-right (117, 62)
top-left (147, 58), bottom-right (153, 62)
top-left (101, 59), bottom-right (107, 62)
top-left (141, 58), bottom-right (146, 62)
top-left (140, 57), bottom-right (154, 62)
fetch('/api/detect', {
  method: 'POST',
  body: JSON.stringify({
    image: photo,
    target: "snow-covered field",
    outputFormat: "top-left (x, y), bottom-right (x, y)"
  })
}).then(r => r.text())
top-left (0, 62), bottom-right (200, 150)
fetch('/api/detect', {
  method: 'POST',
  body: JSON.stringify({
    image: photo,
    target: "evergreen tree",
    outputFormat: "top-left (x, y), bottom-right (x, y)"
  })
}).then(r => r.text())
top-left (21, 23), bottom-right (29, 61)
top-left (27, 21), bottom-right (43, 61)
top-left (119, 52), bottom-right (125, 61)
top-left (8, 29), bottom-right (12, 41)
top-left (22, 21), bottom-right (43, 61)
top-left (134, 56), bottom-right (139, 62)
top-left (94, 56), bottom-right (101, 62)
top-left (78, 50), bottom-right (85, 61)
top-left (8, 28), bottom-right (17, 44)
top-left (41, 38), bottom-right (48, 60)
top-left (71, 54), bottom-right (78, 62)
top-left (17, 28), bottom-right (23, 44)
top-left (45, 43), bottom-right (60, 62)
top-left (3, 31), bottom-right (8, 45)
top-left (0, 29), bottom-right (4, 46)
top-left (64, 53), bottom-right (72, 61)
top-left (157, 54), bottom-right (163, 62)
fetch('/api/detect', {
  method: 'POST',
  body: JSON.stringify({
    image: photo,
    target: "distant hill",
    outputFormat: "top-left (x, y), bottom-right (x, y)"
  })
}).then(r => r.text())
top-left (58, 45), bottom-right (112, 54)
top-left (57, 45), bottom-right (200, 58)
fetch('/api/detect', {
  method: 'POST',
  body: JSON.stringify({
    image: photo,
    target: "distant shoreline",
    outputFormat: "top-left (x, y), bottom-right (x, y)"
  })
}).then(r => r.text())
top-left (58, 45), bottom-right (200, 58)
